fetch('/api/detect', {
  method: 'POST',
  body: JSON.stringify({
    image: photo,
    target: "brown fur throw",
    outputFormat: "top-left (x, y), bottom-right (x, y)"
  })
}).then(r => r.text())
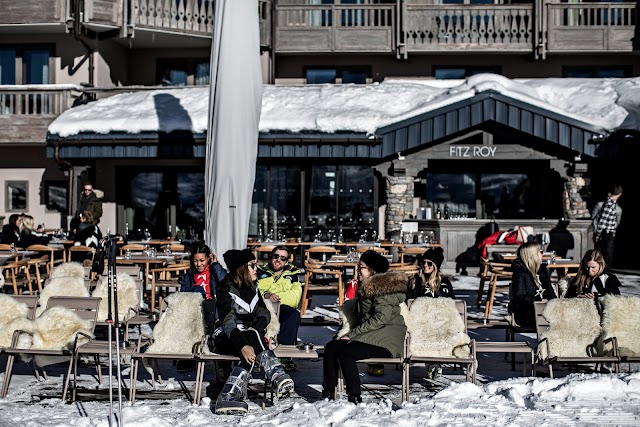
top-left (50, 262), bottom-right (85, 279)
top-left (92, 273), bottom-right (140, 322)
top-left (598, 295), bottom-right (640, 357)
top-left (37, 276), bottom-right (90, 317)
top-left (0, 295), bottom-right (33, 349)
top-left (540, 299), bottom-right (601, 359)
top-left (147, 292), bottom-right (206, 355)
top-left (406, 297), bottom-right (471, 358)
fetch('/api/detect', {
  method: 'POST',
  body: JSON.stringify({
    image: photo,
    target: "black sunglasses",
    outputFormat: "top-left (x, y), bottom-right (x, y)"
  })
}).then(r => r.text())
top-left (271, 254), bottom-right (288, 262)
top-left (423, 260), bottom-right (435, 268)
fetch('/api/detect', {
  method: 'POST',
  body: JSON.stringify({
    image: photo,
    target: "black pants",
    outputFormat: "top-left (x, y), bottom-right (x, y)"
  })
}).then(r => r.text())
top-left (216, 329), bottom-right (267, 371)
top-left (278, 305), bottom-right (301, 345)
top-left (322, 339), bottom-right (391, 396)
top-left (596, 231), bottom-right (615, 268)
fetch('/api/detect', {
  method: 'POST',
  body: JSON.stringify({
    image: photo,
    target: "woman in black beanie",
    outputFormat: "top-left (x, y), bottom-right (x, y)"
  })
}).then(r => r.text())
top-left (407, 247), bottom-right (455, 300)
top-left (214, 248), bottom-right (294, 414)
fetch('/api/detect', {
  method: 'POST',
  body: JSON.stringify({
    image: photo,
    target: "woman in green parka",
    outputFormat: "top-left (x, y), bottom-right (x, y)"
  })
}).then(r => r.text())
top-left (322, 251), bottom-right (407, 404)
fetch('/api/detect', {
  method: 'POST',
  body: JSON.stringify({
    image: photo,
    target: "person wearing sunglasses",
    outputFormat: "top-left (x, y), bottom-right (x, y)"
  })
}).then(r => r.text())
top-left (215, 248), bottom-right (294, 415)
top-left (322, 250), bottom-right (407, 404)
top-left (257, 246), bottom-right (302, 350)
top-left (509, 242), bottom-right (556, 329)
top-left (407, 247), bottom-right (454, 300)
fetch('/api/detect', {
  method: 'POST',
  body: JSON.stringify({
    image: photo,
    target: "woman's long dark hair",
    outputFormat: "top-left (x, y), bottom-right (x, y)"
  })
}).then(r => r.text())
top-left (232, 264), bottom-right (254, 288)
top-left (189, 243), bottom-right (212, 273)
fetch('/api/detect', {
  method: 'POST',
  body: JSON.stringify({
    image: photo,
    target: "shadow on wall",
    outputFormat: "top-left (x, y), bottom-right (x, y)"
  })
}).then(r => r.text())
top-left (153, 93), bottom-right (196, 159)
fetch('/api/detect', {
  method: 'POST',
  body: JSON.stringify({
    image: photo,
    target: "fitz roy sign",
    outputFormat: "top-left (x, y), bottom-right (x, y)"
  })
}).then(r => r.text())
top-left (449, 145), bottom-right (496, 158)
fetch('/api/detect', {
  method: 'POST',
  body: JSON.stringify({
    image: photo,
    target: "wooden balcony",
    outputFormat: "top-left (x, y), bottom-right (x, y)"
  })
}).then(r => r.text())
top-left (402, 4), bottom-right (534, 53)
top-left (274, 4), bottom-right (396, 53)
top-left (0, 0), bottom-right (67, 24)
top-left (546, 2), bottom-right (637, 52)
top-left (0, 87), bottom-right (78, 144)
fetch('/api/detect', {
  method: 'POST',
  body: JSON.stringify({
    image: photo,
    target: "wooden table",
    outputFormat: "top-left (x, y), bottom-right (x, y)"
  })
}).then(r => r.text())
top-left (116, 255), bottom-right (176, 299)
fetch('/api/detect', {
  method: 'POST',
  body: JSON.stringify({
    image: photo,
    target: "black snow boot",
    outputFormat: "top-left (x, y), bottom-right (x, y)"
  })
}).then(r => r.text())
top-left (257, 350), bottom-right (294, 400)
top-left (214, 366), bottom-right (251, 415)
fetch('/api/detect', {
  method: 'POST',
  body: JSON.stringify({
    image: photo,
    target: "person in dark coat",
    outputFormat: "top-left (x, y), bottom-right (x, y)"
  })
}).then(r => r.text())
top-left (180, 243), bottom-right (227, 335)
top-left (1, 214), bottom-right (21, 245)
top-left (564, 249), bottom-right (620, 299)
top-left (322, 251), bottom-right (407, 404)
top-left (407, 247), bottom-right (454, 300)
top-left (509, 242), bottom-right (556, 329)
top-left (18, 214), bottom-right (49, 248)
top-left (214, 249), bottom-right (293, 415)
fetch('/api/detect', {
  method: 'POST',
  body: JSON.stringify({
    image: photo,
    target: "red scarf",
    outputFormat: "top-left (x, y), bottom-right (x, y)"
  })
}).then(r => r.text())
top-left (194, 270), bottom-right (212, 299)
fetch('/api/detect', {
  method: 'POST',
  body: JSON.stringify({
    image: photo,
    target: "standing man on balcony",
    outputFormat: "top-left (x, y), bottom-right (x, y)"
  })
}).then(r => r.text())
top-left (592, 183), bottom-right (623, 268)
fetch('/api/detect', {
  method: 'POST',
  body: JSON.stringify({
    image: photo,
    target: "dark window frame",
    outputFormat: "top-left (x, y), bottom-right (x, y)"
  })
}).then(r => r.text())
top-left (0, 44), bottom-right (55, 85)
top-left (304, 66), bottom-right (372, 84)
top-left (156, 57), bottom-right (210, 86)
top-left (433, 65), bottom-right (502, 80)
top-left (562, 65), bottom-right (633, 78)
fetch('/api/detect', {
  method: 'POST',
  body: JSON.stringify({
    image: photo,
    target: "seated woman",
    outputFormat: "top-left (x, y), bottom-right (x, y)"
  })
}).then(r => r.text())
top-left (18, 214), bottom-right (49, 248)
top-left (214, 249), bottom-right (293, 415)
top-left (407, 247), bottom-right (454, 300)
top-left (564, 249), bottom-right (621, 299)
top-left (322, 251), bottom-right (406, 404)
top-left (509, 242), bottom-right (556, 329)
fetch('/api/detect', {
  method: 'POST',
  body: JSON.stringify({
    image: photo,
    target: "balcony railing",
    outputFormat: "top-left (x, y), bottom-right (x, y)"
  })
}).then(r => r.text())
top-left (402, 4), bottom-right (533, 53)
top-left (0, 88), bottom-right (76, 116)
top-left (546, 2), bottom-right (637, 51)
top-left (275, 4), bottom-right (395, 52)
top-left (131, 0), bottom-right (213, 34)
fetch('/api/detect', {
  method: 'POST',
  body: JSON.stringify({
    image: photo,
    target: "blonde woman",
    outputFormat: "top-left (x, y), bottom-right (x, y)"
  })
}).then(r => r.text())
top-left (565, 250), bottom-right (620, 299)
top-left (407, 247), bottom-right (454, 300)
top-left (18, 214), bottom-right (49, 248)
top-left (509, 242), bottom-right (556, 328)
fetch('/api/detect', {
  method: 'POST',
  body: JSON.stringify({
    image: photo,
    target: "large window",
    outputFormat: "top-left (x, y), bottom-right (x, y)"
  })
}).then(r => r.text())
top-left (157, 58), bottom-right (210, 86)
top-left (0, 46), bottom-right (51, 85)
top-left (563, 66), bottom-right (632, 78)
top-left (306, 67), bottom-right (370, 84)
top-left (5, 181), bottom-right (28, 212)
top-left (251, 165), bottom-right (376, 242)
top-left (434, 66), bottom-right (502, 79)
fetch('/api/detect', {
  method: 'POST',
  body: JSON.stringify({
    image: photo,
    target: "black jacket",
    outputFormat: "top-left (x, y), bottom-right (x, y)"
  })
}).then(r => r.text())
top-left (180, 262), bottom-right (228, 298)
top-left (216, 275), bottom-right (270, 352)
top-left (18, 229), bottom-right (49, 249)
top-left (406, 274), bottom-right (455, 300)
top-left (565, 273), bottom-right (621, 298)
top-left (509, 259), bottom-right (556, 328)
top-left (1, 224), bottom-right (19, 245)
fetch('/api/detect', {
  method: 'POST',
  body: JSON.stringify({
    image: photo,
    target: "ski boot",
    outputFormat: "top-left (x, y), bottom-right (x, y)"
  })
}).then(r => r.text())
top-left (215, 366), bottom-right (251, 415)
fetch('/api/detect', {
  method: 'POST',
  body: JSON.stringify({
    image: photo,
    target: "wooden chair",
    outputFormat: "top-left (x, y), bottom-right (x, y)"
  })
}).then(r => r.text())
top-left (2, 258), bottom-right (34, 295)
top-left (26, 244), bottom-right (64, 274)
top-left (300, 260), bottom-right (343, 316)
top-left (119, 244), bottom-right (146, 256)
top-left (1, 296), bottom-right (101, 401)
top-left (534, 300), bottom-right (620, 378)
top-left (27, 255), bottom-right (51, 293)
top-left (150, 261), bottom-right (190, 313)
top-left (478, 261), bottom-right (513, 319)
top-left (304, 245), bottom-right (339, 264)
top-left (253, 244), bottom-right (276, 262)
top-left (405, 300), bottom-right (477, 392)
top-left (388, 263), bottom-right (420, 277)
top-left (355, 246), bottom-right (389, 255)
top-left (67, 245), bottom-right (95, 265)
top-left (169, 243), bottom-right (185, 252)
top-left (0, 244), bottom-right (22, 251)
top-left (398, 246), bottom-right (428, 264)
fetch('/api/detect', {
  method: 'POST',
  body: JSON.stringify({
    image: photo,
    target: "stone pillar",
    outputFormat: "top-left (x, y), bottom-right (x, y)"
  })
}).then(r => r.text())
top-left (385, 176), bottom-right (414, 241)
top-left (563, 176), bottom-right (589, 219)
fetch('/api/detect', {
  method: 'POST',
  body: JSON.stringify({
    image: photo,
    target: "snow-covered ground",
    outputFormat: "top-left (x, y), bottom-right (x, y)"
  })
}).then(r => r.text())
top-left (1, 272), bottom-right (639, 426)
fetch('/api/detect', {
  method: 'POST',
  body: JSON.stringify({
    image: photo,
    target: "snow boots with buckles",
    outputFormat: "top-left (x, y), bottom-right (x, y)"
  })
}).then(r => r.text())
top-left (257, 350), bottom-right (294, 400)
top-left (215, 366), bottom-right (251, 415)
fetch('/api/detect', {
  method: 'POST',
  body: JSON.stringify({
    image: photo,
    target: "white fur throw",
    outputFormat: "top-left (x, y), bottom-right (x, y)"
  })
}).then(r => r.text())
top-left (0, 295), bottom-right (33, 350)
top-left (540, 299), bottom-right (601, 359)
top-left (147, 292), bottom-right (206, 355)
top-left (263, 298), bottom-right (281, 347)
top-left (598, 295), bottom-right (640, 357)
top-left (406, 297), bottom-right (471, 358)
top-left (91, 273), bottom-right (139, 322)
top-left (37, 276), bottom-right (90, 317)
top-left (27, 306), bottom-right (93, 366)
top-left (50, 262), bottom-right (85, 279)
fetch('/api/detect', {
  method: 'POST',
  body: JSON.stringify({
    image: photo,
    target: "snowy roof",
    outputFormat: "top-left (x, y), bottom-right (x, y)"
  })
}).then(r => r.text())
top-left (47, 74), bottom-right (640, 139)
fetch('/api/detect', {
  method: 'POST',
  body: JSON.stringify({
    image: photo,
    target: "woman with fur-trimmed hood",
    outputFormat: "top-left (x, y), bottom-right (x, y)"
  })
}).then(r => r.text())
top-left (322, 251), bottom-right (407, 404)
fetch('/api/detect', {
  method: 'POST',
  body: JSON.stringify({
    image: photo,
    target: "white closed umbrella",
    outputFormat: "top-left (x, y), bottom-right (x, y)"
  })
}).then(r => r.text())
top-left (205, 0), bottom-right (263, 265)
